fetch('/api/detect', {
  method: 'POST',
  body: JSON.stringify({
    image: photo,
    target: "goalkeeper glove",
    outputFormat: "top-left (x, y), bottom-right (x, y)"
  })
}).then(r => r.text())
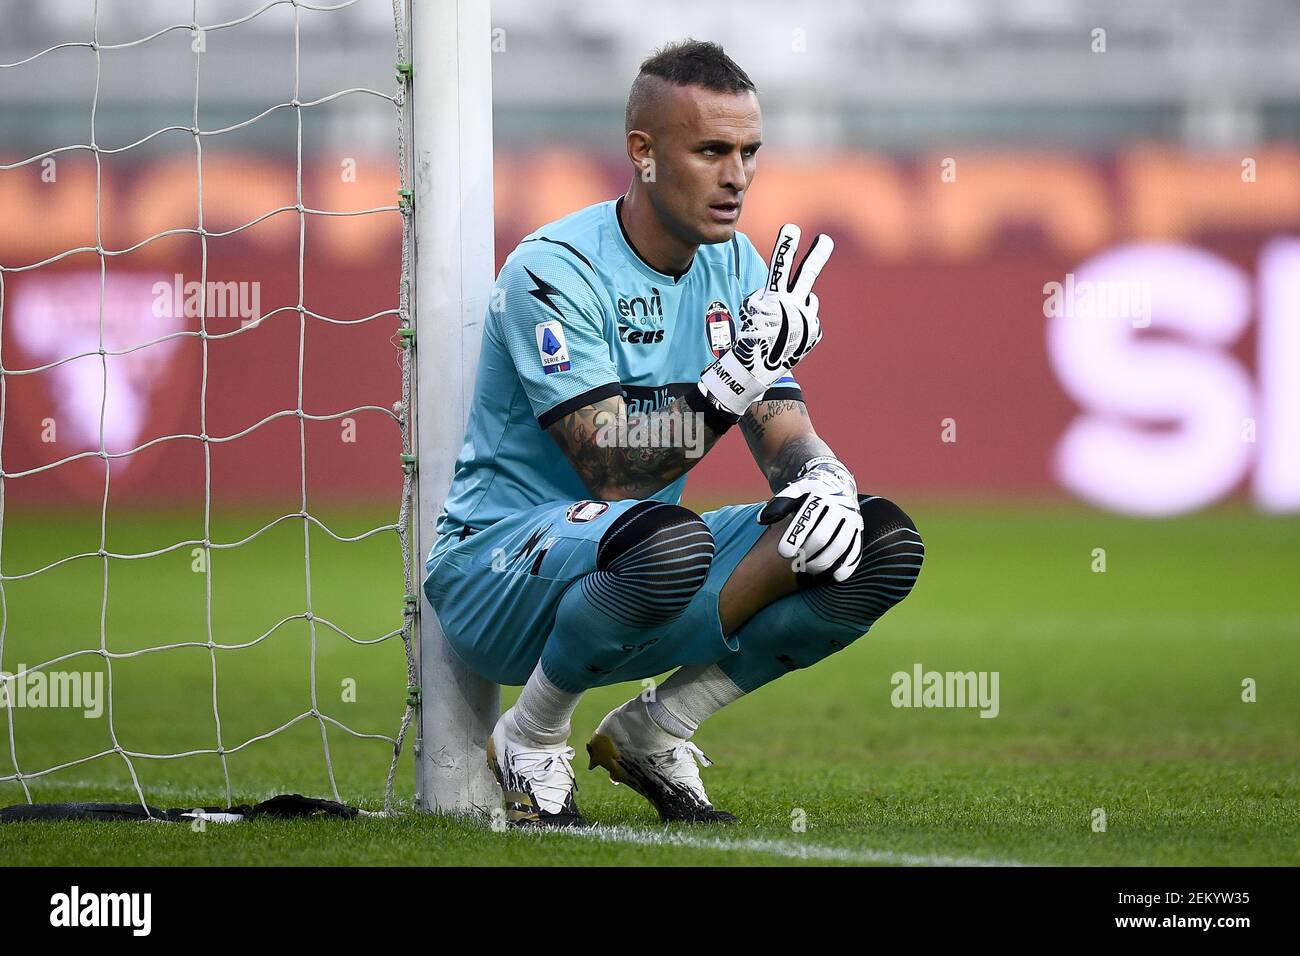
top-left (758, 456), bottom-right (863, 582)
top-left (693, 224), bottom-right (833, 422)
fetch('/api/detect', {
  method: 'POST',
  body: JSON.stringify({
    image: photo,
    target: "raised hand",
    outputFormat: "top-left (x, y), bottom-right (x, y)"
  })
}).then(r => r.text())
top-left (739, 223), bottom-right (833, 375)
top-left (696, 223), bottom-right (834, 421)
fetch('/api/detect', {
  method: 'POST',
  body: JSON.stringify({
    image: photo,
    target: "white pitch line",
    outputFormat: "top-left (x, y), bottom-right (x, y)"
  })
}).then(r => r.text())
top-left (0, 785), bottom-right (1037, 865)
top-left (555, 824), bottom-right (1038, 867)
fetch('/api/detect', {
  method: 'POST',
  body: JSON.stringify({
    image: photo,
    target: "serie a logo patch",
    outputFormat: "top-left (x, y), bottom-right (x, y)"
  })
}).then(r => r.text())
top-left (565, 500), bottom-right (609, 523)
top-left (535, 320), bottom-right (570, 374)
top-left (705, 300), bottom-right (735, 357)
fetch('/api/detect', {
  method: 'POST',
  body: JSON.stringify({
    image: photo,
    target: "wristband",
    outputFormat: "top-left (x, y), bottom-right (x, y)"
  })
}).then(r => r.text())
top-left (685, 384), bottom-right (740, 435)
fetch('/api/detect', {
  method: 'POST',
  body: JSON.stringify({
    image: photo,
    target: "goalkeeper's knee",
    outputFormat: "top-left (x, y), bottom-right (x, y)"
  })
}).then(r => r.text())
top-left (580, 501), bottom-right (715, 629)
top-left (801, 495), bottom-right (924, 629)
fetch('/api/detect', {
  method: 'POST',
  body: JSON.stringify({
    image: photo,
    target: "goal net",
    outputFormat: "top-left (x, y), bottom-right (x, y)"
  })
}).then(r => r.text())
top-left (0, 0), bottom-right (436, 815)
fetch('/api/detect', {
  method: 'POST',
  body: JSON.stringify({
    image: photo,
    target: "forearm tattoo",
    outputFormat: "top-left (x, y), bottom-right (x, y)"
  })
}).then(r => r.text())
top-left (740, 399), bottom-right (806, 445)
top-left (740, 400), bottom-right (833, 491)
top-left (761, 432), bottom-right (835, 492)
top-left (548, 394), bottom-right (726, 499)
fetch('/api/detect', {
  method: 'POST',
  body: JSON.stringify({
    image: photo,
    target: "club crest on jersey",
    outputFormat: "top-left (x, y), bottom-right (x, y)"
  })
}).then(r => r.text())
top-left (565, 500), bottom-right (609, 523)
top-left (535, 320), bottom-right (570, 374)
top-left (705, 300), bottom-right (735, 357)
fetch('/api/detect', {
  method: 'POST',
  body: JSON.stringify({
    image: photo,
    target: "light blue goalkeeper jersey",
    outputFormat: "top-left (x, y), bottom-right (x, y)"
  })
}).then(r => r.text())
top-left (434, 197), bottom-right (801, 545)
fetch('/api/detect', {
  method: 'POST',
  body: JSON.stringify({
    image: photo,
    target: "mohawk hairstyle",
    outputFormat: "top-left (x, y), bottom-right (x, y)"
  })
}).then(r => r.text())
top-left (625, 39), bottom-right (756, 132)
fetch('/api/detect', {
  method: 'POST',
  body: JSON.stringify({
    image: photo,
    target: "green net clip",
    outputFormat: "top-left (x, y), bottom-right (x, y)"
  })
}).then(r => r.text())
top-left (400, 454), bottom-right (417, 475)
top-left (398, 327), bottom-right (416, 348)
top-left (397, 187), bottom-right (413, 210)
top-left (396, 61), bottom-right (412, 82)
top-left (406, 684), bottom-right (421, 707)
top-left (404, 593), bottom-right (419, 615)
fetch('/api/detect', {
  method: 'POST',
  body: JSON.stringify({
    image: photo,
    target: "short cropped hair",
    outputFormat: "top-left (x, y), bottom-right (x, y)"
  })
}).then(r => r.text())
top-left (625, 39), bottom-right (756, 132)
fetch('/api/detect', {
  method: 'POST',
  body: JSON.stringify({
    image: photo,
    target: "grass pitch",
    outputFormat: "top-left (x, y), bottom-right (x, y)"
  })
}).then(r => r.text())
top-left (1, 501), bottom-right (1296, 866)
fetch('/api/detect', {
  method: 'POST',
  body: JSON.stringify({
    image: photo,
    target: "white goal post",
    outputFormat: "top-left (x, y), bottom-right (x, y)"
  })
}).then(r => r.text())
top-left (407, 0), bottom-right (499, 814)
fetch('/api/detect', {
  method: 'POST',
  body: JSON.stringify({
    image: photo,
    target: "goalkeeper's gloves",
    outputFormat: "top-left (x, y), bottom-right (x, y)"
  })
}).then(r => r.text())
top-left (758, 456), bottom-right (863, 582)
top-left (692, 224), bottom-right (833, 424)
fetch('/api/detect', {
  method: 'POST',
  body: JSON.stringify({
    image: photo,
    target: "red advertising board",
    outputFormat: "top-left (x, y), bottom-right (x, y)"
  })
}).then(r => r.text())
top-left (2, 147), bottom-right (1298, 513)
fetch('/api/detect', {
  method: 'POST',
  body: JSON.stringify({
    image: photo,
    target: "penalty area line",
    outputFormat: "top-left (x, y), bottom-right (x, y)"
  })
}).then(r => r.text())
top-left (554, 824), bottom-right (1040, 867)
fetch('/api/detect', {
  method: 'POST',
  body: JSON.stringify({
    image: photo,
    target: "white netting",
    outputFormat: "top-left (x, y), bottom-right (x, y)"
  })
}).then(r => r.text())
top-left (0, 0), bottom-right (418, 814)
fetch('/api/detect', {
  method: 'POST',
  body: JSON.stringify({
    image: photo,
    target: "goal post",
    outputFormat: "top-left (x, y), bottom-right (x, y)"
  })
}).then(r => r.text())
top-left (408, 0), bottom-right (500, 814)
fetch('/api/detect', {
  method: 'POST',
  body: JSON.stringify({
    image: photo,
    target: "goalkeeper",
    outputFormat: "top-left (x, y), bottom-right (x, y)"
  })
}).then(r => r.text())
top-left (423, 39), bottom-right (924, 826)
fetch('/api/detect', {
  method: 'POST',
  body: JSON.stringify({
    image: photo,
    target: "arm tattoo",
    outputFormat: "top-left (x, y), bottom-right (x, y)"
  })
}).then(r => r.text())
top-left (740, 399), bottom-right (806, 445)
top-left (547, 394), bottom-right (727, 499)
top-left (741, 400), bottom-right (835, 492)
top-left (763, 433), bottom-right (834, 492)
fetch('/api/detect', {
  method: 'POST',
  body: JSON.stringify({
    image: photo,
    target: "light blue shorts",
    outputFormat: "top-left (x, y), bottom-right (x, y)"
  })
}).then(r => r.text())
top-left (422, 498), bottom-right (768, 686)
